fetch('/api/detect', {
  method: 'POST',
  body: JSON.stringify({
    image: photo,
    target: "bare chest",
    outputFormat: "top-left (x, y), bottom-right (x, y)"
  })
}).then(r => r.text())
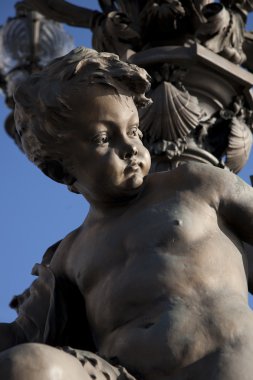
top-left (64, 194), bottom-right (246, 351)
top-left (69, 196), bottom-right (216, 295)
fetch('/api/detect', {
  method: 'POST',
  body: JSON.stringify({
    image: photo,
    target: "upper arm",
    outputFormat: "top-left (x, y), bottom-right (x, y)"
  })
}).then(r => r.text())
top-left (217, 169), bottom-right (253, 244)
top-left (186, 163), bottom-right (253, 245)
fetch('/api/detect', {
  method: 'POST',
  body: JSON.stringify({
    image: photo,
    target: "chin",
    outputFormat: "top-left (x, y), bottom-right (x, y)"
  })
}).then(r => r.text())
top-left (122, 174), bottom-right (144, 191)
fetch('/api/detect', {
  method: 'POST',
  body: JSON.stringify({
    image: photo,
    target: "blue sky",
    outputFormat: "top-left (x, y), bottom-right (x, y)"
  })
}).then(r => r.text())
top-left (0, 0), bottom-right (253, 322)
top-left (0, 0), bottom-right (100, 322)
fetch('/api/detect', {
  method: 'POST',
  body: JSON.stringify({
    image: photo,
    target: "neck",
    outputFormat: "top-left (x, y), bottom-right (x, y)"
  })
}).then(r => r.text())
top-left (84, 184), bottom-right (146, 222)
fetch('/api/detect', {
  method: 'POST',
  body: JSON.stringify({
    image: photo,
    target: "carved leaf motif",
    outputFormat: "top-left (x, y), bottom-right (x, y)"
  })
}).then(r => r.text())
top-left (92, 11), bottom-right (140, 57)
top-left (139, 81), bottom-right (202, 142)
top-left (196, 3), bottom-right (246, 64)
top-left (141, 0), bottom-right (186, 22)
top-left (225, 117), bottom-right (253, 173)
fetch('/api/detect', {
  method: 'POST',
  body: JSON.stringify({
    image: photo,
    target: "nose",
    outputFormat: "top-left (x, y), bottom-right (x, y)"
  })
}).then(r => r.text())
top-left (123, 143), bottom-right (138, 160)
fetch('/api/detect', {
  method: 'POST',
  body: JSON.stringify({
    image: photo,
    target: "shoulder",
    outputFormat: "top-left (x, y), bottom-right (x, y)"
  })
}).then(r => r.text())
top-left (177, 161), bottom-right (226, 179)
top-left (152, 162), bottom-right (235, 188)
top-left (151, 162), bottom-right (241, 207)
top-left (176, 162), bottom-right (253, 209)
top-left (177, 162), bottom-right (237, 189)
top-left (49, 227), bottom-right (82, 277)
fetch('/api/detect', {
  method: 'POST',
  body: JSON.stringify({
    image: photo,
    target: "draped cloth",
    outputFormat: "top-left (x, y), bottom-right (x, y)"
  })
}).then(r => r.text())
top-left (10, 241), bottom-right (96, 350)
top-left (9, 242), bottom-right (137, 379)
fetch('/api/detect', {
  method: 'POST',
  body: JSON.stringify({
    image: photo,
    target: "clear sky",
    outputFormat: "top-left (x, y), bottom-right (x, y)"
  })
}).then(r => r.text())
top-left (0, 0), bottom-right (253, 322)
top-left (0, 0), bottom-right (100, 322)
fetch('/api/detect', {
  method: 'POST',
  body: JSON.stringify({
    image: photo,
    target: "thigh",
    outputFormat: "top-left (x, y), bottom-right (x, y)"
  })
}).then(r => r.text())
top-left (0, 343), bottom-right (86, 380)
top-left (0, 343), bottom-right (136, 380)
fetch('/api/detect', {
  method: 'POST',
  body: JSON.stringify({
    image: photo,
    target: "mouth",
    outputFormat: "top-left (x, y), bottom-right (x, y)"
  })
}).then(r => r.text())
top-left (124, 161), bottom-right (141, 174)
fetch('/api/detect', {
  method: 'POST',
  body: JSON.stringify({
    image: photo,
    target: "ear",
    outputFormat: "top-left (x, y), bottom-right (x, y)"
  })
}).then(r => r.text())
top-left (39, 160), bottom-right (77, 188)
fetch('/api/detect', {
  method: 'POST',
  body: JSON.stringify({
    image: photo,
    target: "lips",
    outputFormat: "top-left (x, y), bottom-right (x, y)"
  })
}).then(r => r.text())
top-left (124, 161), bottom-right (141, 174)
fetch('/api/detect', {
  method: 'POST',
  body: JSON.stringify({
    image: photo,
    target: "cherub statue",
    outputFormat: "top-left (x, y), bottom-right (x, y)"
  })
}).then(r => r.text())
top-left (0, 47), bottom-right (253, 380)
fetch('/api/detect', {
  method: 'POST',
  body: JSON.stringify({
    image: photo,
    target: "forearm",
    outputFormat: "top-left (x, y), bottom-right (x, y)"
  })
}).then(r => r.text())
top-left (0, 322), bottom-right (26, 352)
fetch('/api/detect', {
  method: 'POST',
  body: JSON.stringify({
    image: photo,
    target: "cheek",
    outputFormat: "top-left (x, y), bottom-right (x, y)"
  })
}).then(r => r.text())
top-left (140, 145), bottom-right (151, 174)
top-left (96, 151), bottom-right (123, 177)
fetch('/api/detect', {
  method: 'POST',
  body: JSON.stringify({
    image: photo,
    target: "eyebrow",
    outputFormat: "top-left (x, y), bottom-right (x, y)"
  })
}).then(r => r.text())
top-left (127, 112), bottom-right (139, 124)
top-left (90, 118), bottom-right (139, 129)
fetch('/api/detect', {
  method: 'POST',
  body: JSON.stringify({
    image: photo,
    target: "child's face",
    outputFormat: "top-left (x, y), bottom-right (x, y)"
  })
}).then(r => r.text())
top-left (65, 85), bottom-right (151, 202)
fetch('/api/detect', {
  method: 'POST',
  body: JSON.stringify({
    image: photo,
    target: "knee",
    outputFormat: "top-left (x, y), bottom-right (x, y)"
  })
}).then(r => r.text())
top-left (0, 343), bottom-right (85, 380)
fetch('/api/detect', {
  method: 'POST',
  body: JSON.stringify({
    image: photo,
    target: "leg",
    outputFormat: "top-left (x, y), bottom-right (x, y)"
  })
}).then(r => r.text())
top-left (0, 343), bottom-right (87, 380)
top-left (0, 343), bottom-right (136, 380)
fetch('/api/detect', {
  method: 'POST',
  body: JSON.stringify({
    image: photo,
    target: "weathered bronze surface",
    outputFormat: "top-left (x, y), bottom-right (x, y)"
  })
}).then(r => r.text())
top-left (1, 1), bottom-right (253, 379)
top-left (0, 47), bottom-right (253, 379)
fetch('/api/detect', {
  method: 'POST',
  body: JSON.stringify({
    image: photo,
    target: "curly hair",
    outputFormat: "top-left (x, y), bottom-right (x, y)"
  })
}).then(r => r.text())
top-left (14, 47), bottom-right (151, 185)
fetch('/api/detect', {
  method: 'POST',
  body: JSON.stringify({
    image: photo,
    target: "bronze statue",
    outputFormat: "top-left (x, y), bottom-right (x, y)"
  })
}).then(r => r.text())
top-left (0, 47), bottom-right (253, 379)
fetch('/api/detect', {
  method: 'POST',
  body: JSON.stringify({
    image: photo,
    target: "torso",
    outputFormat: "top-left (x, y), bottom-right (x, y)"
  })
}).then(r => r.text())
top-left (52, 166), bottom-right (252, 379)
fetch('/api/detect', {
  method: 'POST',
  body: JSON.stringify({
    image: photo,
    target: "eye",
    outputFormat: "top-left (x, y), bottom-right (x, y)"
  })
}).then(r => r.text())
top-left (92, 132), bottom-right (109, 146)
top-left (128, 126), bottom-right (142, 139)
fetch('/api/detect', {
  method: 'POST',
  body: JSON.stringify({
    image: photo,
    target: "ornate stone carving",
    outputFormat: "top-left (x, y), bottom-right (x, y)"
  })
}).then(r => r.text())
top-left (143, 81), bottom-right (201, 139)
top-left (188, 95), bottom-right (253, 173)
top-left (196, 3), bottom-right (247, 64)
top-left (130, 44), bottom-right (253, 169)
top-left (224, 96), bottom-right (253, 172)
top-left (92, 11), bottom-right (141, 60)
top-left (23, 0), bottom-right (252, 66)
top-left (2, 0), bottom-right (253, 169)
top-left (139, 81), bottom-right (202, 157)
top-left (9, 0), bottom-right (249, 173)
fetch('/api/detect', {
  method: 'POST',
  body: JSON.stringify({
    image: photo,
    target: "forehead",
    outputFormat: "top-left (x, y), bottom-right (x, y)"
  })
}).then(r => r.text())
top-left (67, 84), bottom-right (139, 133)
